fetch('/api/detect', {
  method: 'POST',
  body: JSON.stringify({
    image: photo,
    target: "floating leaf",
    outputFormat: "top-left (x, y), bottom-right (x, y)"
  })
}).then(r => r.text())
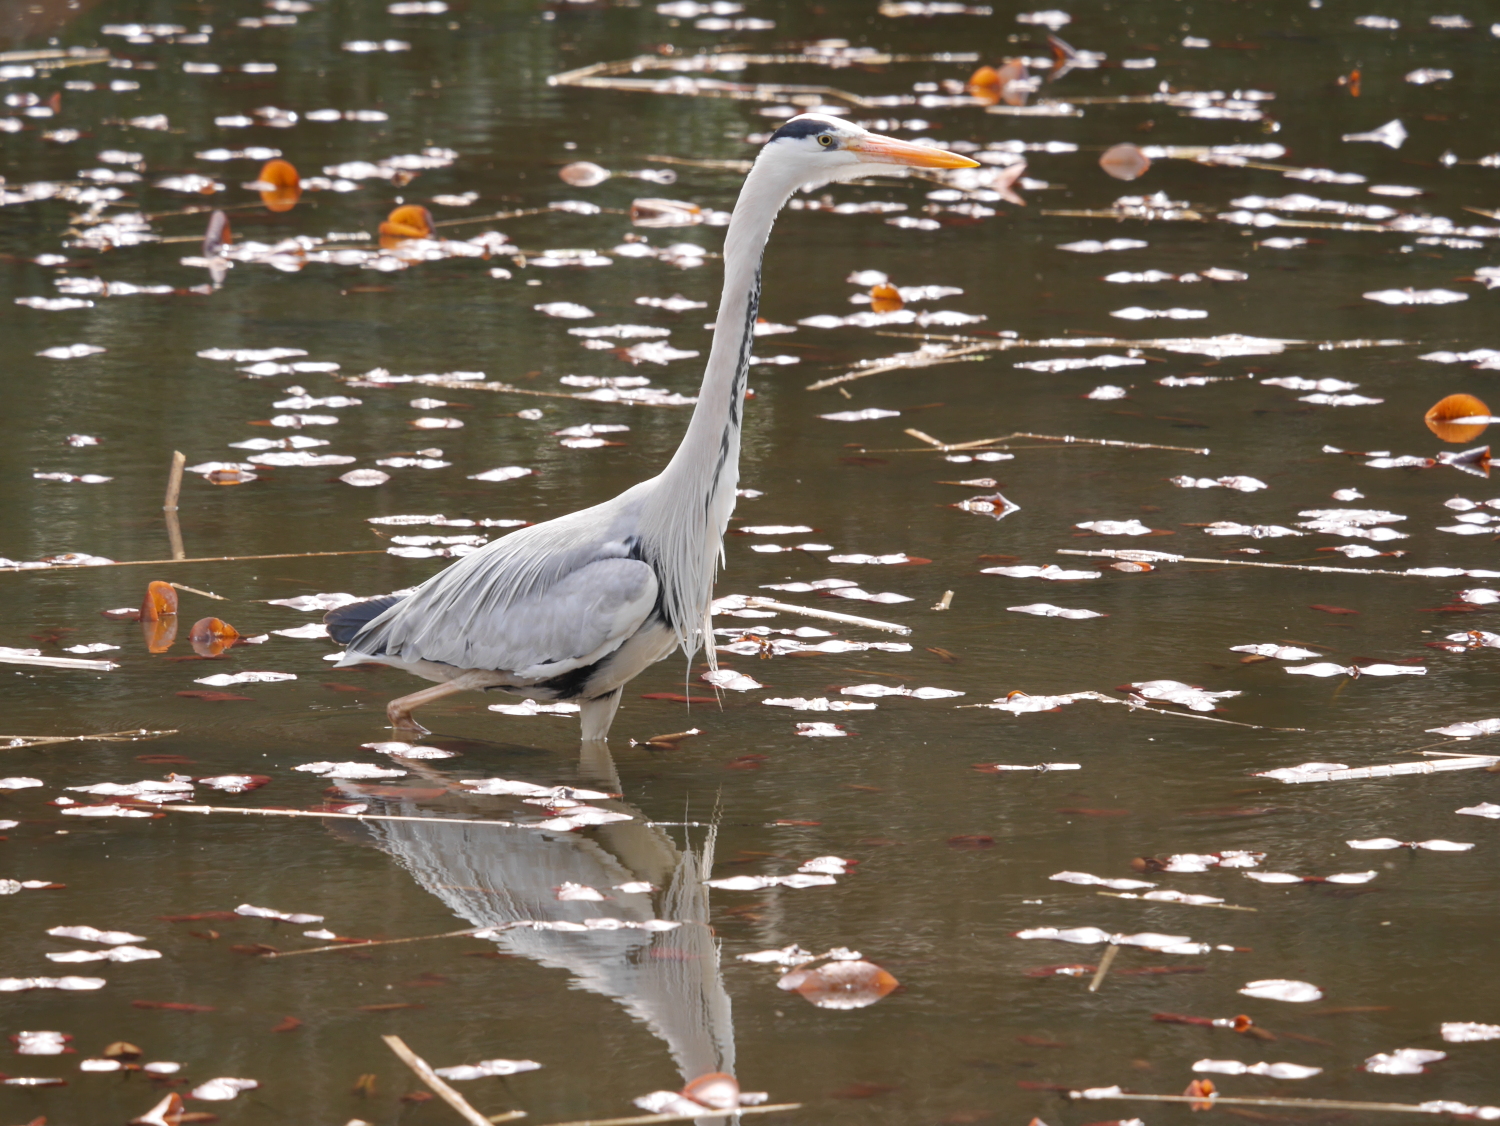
top-left (777, 959), bottom-right (898, 1009)
top-left (140, 580), bottom-right (177, 622)
top-left (257, 158), bottom-right (300, 212)
top-left (1426, 394), bottom-right (1491, 443)
top-left (1238, 979), bottom-right (1323, 1002)
top-left (1100, 143), bottom-right (1151, 181)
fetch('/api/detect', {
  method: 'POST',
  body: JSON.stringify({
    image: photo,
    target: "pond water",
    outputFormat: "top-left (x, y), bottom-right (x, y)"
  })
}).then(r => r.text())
top-left (3, 0), bottom-right (1500, 1122)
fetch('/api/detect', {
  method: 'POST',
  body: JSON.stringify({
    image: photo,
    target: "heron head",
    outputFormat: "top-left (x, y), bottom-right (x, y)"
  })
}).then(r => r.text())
top-left (761, 113), bottom-right (980, 189)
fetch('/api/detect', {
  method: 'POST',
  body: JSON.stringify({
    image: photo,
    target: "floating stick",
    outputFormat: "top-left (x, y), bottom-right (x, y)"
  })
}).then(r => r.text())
top-left (409, 378), bottom-right (689, 409)
top-left (1058, 547), bottom-right (1418, 577)
top-left (1067, 1090), bottom-right (1488, 1115)
top-left (1087, 943), bottom-right (1118, 992)
top-left (0, 549), bottom-right (387, 574)
top-left (4, 728), bottom-right (177, 749)
top-left (162, 804), bottom-right (529, 828)
top-left (904, 429), bottom-right (1209, 456)
top-left (164, 451), bottom-right (186, 561)
top-left (535, 1105), bottom-right (802, 1126)
top-left (1261, 757), bottom-right (1499, 784)
top-left (382, 1035), bottom-right (517, 1126)
top-left (169, 582), bottom-right (227, 601)
top-left (960, 692), bottom-right (1305, 733)
top-left (743, 597), bottom-right (912, 635)
top-left (0, 650), bottom-right (118, 672)
top-left (1096, 891), bottom-right (1257, 913)
top-left (268, 927), bottom-right (488, 958)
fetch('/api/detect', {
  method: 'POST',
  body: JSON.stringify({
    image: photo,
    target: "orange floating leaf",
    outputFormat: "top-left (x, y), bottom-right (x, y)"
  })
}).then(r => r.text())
top-left (1425, 392), bottom-right (1491, 443)
top-left (258, 159), bottom-right (301, 213)
top-left (378, 204), bottom-right (434, 244)
top-left (1100, 142), bottom-right (1151, 182)
top-left (189, 617), bottom-right (240, 658)
top-left (1184, 1078), bottom-right (1216, 1111)
top-left (143, 615), bottom-right (178, 654)
top-left (777, 959), bottom-right (899, 1009)
top-left (141, 580), bottom-right (178, 622)
top-left (681, 1073), bottom-right (741, 1110)
top-left (870, 282), bottom-right (903, 313)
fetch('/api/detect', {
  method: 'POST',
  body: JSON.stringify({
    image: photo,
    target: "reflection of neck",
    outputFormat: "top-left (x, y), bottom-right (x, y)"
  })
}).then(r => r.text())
top-left (640, 157), bottom-right (796, 655)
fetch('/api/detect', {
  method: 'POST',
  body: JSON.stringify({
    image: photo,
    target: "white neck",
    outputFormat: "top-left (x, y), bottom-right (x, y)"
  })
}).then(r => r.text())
top-left (638, 153), bottom-right (801, 660)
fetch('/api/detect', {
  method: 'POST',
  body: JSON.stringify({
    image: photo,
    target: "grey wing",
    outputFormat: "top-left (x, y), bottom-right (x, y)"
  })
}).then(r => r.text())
top-left (353, 556), bottom-right (659, 679)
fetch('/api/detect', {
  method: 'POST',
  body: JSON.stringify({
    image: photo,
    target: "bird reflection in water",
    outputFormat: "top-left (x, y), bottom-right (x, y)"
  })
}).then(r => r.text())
top-left (334, 739), bottom-right (737, 1095)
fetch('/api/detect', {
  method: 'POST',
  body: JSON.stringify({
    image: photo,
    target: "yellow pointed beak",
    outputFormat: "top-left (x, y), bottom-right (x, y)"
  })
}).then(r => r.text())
top-left (844, 134), bottom-right (980, 169)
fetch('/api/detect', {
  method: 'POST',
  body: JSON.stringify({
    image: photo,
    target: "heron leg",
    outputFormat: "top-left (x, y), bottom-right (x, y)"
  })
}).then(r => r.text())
top-left (386, 679), bottom-right (474, 734)
top-left (578, 688), bottom-right (624, 743)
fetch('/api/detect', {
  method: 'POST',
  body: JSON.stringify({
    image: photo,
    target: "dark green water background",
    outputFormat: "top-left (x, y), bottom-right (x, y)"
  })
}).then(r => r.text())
top-left (2, 0), bottom-right (1499, 1121)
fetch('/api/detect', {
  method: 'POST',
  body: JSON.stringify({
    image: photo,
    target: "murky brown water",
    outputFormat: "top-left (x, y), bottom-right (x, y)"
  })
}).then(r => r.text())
top-left (4, 0), bottom-right (1500, 1122)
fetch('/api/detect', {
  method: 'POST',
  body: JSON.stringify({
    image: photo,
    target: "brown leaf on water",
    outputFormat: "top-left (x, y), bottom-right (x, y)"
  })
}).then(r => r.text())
top-left (1425, 393), bottom-right (1491, 443)
top-left (400, 1092), bottom-right (435, 1104)
top-left (779, 960), bottom-right (899, 1009)
top-left (357, 1002), bottom-right (426, 1012)
top-left (870, 282), bottom-right (904, 313)
top-left (352, 1074), bottom-right (377, 1098)
top-left (188, 617), bottom-right (240, 658)
top-left (322, 682), bottom-right (368, 692)
top-left (175, 690), bottom-right (253, 702)
top-left (926, 646), bottom-right (960, 663)
top-left (205, 469), bottom-right (256, 486)
top-left (104, 1041), bottom-right (143, 1059)
top-left (379, 204), bottom-right (435, 244)
top-left (723, 754), bottom-right (768, 770)
top-left (1337, 69), bottom-right (1361, 97)
top-left (1309, 604), bottom-right (1360, 615)
top-left (640, 691), bottom-right (718, 703)
top-left (1025, 963), bottom-right (1096, 977)
top-left (230, 943), bottom-right (279, 956)
top-left (829, 1082), bottom-right (900, 1099)
top-left (1101, 142), bottom-right (1151, 181)
top-left (143, 616), bottom-right (178, 654)
top-left (258, 159), bottom-right (301, 213)
top-left (141, 581), bottom-right (177, 623)
top-left (1185, 1078), bottom-right (1216, 1111)
top-left (948, 834), bottom-right (994, 849)
top-left (681, 1073), bottom-right (741, 1111)
top-left (131, 1001), bottom-right (215, 1012)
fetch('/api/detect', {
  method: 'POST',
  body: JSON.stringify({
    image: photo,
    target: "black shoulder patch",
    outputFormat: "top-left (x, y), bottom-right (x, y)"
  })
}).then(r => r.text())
top-left (769, 117), bottom-right (833, 142)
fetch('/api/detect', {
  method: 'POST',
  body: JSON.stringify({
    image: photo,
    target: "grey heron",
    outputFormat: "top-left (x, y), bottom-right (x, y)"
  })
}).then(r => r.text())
top-left (325, 115), bottom-right (978, 740)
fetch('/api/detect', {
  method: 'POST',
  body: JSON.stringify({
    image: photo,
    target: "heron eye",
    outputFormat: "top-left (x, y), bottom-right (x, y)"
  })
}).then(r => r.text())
top-left (817, 134), bottom-right (833, 147)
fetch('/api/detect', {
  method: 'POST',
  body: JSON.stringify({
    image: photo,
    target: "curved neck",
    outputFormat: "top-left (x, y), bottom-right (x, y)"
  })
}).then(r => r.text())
top-left (639, 154), bottom-right (798, 657)
top-left (660, 159), bottom-right (793, 489)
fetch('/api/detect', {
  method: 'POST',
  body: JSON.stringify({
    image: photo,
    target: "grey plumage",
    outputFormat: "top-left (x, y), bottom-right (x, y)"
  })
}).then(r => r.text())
top-left (327, 116), bottom-right (978, 739)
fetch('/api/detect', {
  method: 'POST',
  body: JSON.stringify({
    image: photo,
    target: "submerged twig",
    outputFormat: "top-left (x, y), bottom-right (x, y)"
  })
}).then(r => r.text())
top-left (382, 1035), bottom-right (518, 1126)
top-left (1087, 943), bottom-right (1118, 992)
top-left (535, 1106), bottom-right (802, 1126)
top-left (1057, 547), bottom-right (1417, 577)
top-left (743, 597), bottom-right (912, 635)
top-left (0, 549), bottom-right (387, 574)
top-left (4, 728), bottom-right (177, 749)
